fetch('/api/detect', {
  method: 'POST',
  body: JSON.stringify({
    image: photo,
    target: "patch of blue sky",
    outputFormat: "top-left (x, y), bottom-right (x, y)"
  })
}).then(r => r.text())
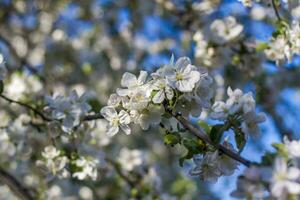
top-left (57, 3), bottom-right (93, 38)
top-left (116, 8), bottom-right (130, 32)
top-left (141, 15), bottom-right (180, 41)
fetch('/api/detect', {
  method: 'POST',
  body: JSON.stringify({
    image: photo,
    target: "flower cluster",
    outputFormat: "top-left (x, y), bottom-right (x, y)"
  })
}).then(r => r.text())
top-left (190, 142), bottom-right (239, 182)
top-left (118, 148), bottom-right (145, 171)
top-left (265, 22), bottom-right (300, 65)
top-left (37, 145), bottom-right (70, 178)
top-left (101, 56), bottom-right (213, 135)
top-left (210, 87), bottom-right (265, 138)
top-left (210, 16), bottom-right (244, 45)
top-left (72, 156), bottom-right (99, 181)
top-left (45, 90), bottom-right (91, 133)
top-left (232, 137), bottom-right (300, 199)
top-left (37, 146), bottom-right (99, 181)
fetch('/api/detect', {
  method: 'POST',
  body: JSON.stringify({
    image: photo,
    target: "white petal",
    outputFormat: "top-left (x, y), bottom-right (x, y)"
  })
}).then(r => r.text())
top-left (137, 71), bottom-right (148, 84)
top-left (118, 110), bottom-right (131, 124)
top-left (120, 124), bottom-right (131, 135)
top-left (107, 125), bottom-right (119, 136)
top-left (100, 106), bottom-right (117, 121)
top-left (121, 72), bottom-right (137, 88)
top-left (175, 57), bottom-right (191, 69)
top-left (153, 90), bottom-right (165, 104)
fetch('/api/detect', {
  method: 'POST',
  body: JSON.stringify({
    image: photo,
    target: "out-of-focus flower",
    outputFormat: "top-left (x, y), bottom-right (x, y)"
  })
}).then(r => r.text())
top-left (118, 148), bottom-right (145, 171)
top-left (45, 90), bottom-right (91, 133)
top-left (210, 16), bottom-right (243, 44)
top-left (73, 156), bottom-right (99, 181)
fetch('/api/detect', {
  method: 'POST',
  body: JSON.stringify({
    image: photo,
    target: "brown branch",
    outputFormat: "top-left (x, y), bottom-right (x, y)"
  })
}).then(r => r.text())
top-left (0, 94), bottom-right (51, 121)
top-left (174, 115), bottom-right (252, 167)
top-left (0, 167), bottom-right (35, 200)
top-left (271, 0), bottom-right (282, 21)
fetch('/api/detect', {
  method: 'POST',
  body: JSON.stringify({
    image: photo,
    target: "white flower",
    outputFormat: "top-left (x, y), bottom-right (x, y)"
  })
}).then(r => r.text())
top-left (189, 151), bottom-right (221, 182)
top-left (218, 142), bottom-right (239, 176)
top-left (149, 77), bottom-right (174, 104)
top-left (130, 104), bottom-right (164, 130)
top-left (107, 93), bottom-right (122, 107)
top-left (210, 101), bottom-right (229, 120)
top-left (284, 137), bottom-right (300, 158)
top-left (165, 57), bottom-right (200, 92)
top-left (90, 119), bottom-right (111, 146)
top-left (100, 106), bottom-right (131, 136)
top-left (127, 88), bottom-right (151, 110)
top-left (264, 36), bottom-right (291, 65)
top-left (118, 148), bottom-right (145, 171)
top-left (210, 16), bottom-right (243, 44)
top-left (73, 156), bottom-right (99, 181)
top-left (241, 111), bottom-right (265, 138)
top-left (38, 146), bottom-right (69, 178)
top-left (226, 87), bottom-right (244, 114)
top-left (270, 157), bottom-right (300, 198)
top-left (116, 71), bottom-right (148, 97)
top-left (41, 145), bottom-right (60, 160)
top-left (45, 90), bottom-right (91, 133)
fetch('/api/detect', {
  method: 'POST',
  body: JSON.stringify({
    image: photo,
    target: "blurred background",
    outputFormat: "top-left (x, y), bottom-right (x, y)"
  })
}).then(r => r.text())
top-left (1, 0), bottom-right (300, 199)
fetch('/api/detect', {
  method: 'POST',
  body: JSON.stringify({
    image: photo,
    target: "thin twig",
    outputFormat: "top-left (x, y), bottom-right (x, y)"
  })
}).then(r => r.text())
top-left (174, 115), bottom-right (252, 167)
top-left (0, 94), bottom-right (51, 121)
top-left (0, 167), bottom-right (35, 200)
top-left (271, 0), bottom-right (281, 21)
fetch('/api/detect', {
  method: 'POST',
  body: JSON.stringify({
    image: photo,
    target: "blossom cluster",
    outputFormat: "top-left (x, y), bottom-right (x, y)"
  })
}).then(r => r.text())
top-left (231, 137), bottom-right (300, 199)
top-left (190, 142), bottom-right (239, 182)
top-left (100, 56), bottom-right (213, 136)
top-left (265, 22), bottom-right (300, 65)
top-left (210, 87), bottom-right (266, 138)
top-left (37, 145), bottom-right (99, 181)
top-left (45, 90), bottom-right (91, 133)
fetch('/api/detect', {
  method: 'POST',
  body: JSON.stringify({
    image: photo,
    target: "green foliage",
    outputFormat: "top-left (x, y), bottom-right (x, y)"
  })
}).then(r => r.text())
top-left (255, 42), bottom-right (269, 52)
top-left (164, 132), bottom-right (182, 146)
top-left (272, 143), bottom-right (288, 159)
top-left (209, 124), bottom-right (225, 145)
top-left (261, 152), bottom-right (277, 166)
top-left (198, 121), bottom-right (211, 134)
top-left (234, 128), bottom-right (246, 153)
top-left (179, 139), bottom-right (206, 167)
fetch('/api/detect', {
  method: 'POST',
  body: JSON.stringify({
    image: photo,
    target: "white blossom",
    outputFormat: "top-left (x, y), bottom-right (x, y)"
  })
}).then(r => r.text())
top-left (118, 148), bottom-right (145, 171)
top-left (165, 57), bottom-right (200, 92)
top-left (100, 106), bottom-right (131, 136)
top-left (37, 145), bottom-right (69, 178)
top-left (73, 156), bottom-right (99, 181)
top-left (210, 16), bottom-right (243, 44)
top-left (284, 137), bottom-right (300, 158)
top-left (189, 151), bottom-right (221, 182)
top-left (270, 157), bottom-right (300, 198)
top-left (45, 90), bottom-right (91, 133)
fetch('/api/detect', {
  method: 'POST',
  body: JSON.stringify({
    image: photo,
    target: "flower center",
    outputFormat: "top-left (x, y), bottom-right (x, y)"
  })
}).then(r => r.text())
top-left (112, 117), bottom-right (119, 126)
top-left (175, 72), bottom-right (184, 81)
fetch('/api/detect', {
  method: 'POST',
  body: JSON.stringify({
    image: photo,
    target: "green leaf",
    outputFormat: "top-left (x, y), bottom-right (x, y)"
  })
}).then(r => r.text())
top-left (164, 132), bottom-right (181, 146)
top-left (234, 129), bottom-right (246, 153)
top-left (179, 139), bottom-right (206, 167)
top-left (198, 121), bottom-right (211, 134)
top-left (272, 143), bottom-right (288, 158)
top-left (0, 81), bottom-right (3, 94)
top-left (209, 124), bottom-right (225, 144)
top-left (261, 152), bottom-right (277, 166)
top-left (255, 42), bottom-right (269, 52)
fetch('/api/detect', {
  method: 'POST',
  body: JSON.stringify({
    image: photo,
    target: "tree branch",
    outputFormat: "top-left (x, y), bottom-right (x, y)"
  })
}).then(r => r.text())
top-left (174, 115), bottom-right (252, 167)
top-left (0, 167), bottom-right (35, 200)
top-left (0, 94), bottom-right (51, 121)
top-left (271, 0), bottom-right (282, 21)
